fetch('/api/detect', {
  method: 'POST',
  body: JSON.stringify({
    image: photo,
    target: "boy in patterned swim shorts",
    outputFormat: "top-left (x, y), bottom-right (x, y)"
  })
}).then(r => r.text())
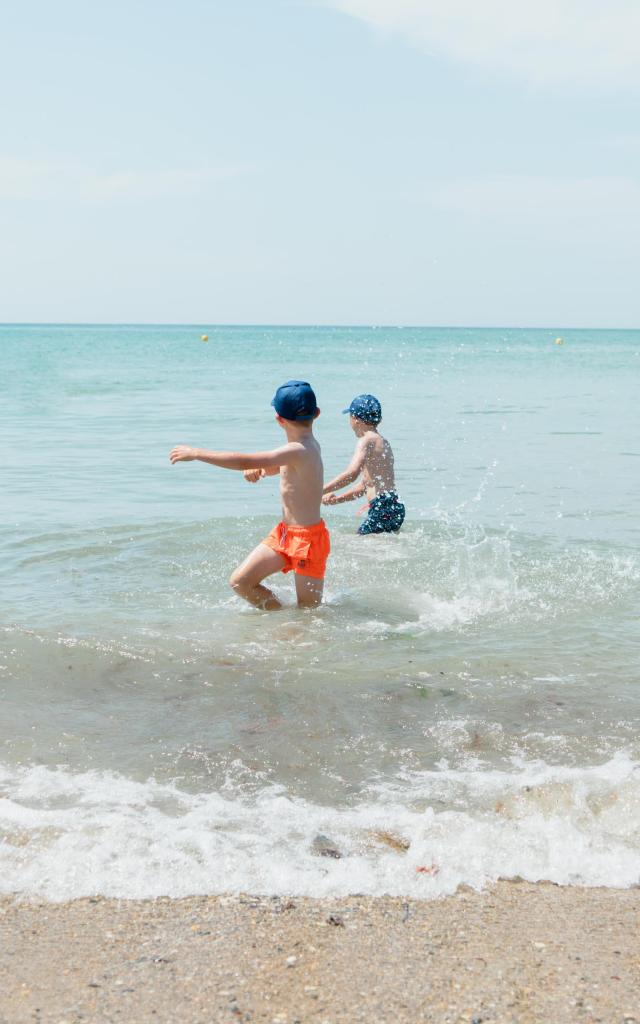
top-left (322, 394), bottom-right (405, 535)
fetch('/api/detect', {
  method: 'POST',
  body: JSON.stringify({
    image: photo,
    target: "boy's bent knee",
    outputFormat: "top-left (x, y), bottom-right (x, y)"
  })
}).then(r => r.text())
top-left (229, 569), bottom-right (247, 592)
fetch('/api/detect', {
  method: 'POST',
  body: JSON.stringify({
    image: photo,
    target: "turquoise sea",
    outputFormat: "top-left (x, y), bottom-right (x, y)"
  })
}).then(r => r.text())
top-left (1, 324), bottom-right (639, 899)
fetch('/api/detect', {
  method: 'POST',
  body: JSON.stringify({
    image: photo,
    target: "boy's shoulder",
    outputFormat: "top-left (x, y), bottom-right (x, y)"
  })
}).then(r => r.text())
top-left (298, 434), bottom-right (322, 455)
top-left (359, 429), bottom-right (385, 447)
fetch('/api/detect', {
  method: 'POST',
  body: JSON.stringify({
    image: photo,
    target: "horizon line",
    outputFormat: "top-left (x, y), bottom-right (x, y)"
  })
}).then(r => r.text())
top-left (1, 322), bottom-right (638, 331)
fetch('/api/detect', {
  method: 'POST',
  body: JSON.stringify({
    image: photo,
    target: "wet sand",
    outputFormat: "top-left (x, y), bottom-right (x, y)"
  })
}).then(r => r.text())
top-left (1, 883), bottom-right (638, 1024)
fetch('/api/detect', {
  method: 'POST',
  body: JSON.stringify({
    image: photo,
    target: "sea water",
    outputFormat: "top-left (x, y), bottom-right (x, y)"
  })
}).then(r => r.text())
top-left (1, 324), bottom-right (639, 901)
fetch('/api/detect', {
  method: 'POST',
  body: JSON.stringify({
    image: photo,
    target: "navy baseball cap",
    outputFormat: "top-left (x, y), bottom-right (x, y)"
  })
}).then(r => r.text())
top-left (343, 394), bottom-right (382, 425)
top-left (271, 380), bottom-right (318, 421)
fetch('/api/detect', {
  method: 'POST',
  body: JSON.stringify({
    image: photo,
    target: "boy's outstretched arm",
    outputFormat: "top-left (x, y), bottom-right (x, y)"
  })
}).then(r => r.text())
top-left (169, 443), bottom-right (301, 471)
top-left (322, 482), bottom-right (366, 505)
top-left (323, 437), bottom-right (368, 493)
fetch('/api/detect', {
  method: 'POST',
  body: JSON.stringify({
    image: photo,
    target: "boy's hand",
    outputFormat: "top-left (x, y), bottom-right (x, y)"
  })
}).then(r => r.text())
top-left (170, 445), bottom-right (198, 464)
top-left (243, 468), bottom-right (264, 483)
top-left (322, 492), bottom-right (338, 505)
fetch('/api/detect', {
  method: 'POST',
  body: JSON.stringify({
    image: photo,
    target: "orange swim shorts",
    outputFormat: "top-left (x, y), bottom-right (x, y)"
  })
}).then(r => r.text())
top-left (262, 519), bottom-right (331, 579)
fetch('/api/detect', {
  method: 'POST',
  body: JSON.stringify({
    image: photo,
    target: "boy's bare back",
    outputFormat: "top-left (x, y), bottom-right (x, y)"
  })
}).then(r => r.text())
top-left (277, 434), bottom-right (324, 525)
top-left (357, 430), bottom-right (396, 500)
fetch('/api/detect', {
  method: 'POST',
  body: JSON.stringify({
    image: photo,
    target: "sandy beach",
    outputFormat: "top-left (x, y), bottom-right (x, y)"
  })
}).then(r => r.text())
top-left (1, 883), bottom-right (638, 1024)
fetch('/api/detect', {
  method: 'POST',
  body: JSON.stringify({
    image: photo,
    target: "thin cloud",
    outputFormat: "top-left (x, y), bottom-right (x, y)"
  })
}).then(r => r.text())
top-left (325, 0), bottom-right (640, 87)
top-left (84, 166), bottom-right (248, 201)
top-left (426, 175), bottom-right (640, 218)
top-left (0, 157), bottom-right (249, 202)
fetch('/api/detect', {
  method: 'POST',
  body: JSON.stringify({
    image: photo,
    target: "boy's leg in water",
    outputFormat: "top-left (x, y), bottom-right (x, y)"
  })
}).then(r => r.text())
top-left (294, 572), bottom-right (324, 609)
top-left (229, 544), bottom-right (286, 610)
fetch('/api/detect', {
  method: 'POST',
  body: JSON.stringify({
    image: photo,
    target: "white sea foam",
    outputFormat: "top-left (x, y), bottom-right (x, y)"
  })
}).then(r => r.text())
top-left (1, 755), bottom-right (638, 902)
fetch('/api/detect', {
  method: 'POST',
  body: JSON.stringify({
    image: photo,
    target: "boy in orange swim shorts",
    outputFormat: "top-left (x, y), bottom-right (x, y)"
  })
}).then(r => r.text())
top-left (170, 381), bottom-right (330, 610)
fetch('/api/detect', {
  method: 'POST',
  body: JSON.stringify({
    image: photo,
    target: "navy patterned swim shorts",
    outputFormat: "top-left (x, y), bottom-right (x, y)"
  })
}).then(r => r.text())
top-left (358, 491), bottom-right (405, 535)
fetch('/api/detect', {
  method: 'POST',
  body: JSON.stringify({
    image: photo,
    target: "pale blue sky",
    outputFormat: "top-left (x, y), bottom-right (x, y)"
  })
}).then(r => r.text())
top-left (1, 0), bottom-right (638, 326)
